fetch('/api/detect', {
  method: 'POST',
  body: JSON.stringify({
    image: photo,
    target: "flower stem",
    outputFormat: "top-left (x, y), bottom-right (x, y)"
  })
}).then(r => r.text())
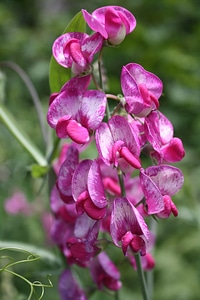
top-left (0, 103), bottom-right (47, 166)
top-left (135, 254), bottom-right (149, 300)
top-left (118, 168), bottom-right (126, 197)
top-left (0, 61), bottom-right (48, 145)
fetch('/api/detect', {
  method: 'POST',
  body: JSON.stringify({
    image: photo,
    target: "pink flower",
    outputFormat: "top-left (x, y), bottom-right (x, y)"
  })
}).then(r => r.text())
top-left (89, 252), bottom-right (122, 291)
top-left (72, 159), bottom-right (107, 220)
top-left (121, 63), bottom-right (163, 117)
top-left (95, 115), bottom-right (141, 172)
top-left (47, 75), bottom-right (106, 144)
top-left (59, 269), bottom-right (87, 300)
top-left (110, 197), bottom-right (150, 256)
top-left (4, 191), bottom-right (32, 215)
top-left (53, 32), bottom-right (103, 75)
top-left (144, 110), bottom-right (185, 163)
top-left (140, 165), bottom-right (184, 216)
top-left (66, 213), bottom-right (100, 264)
top-left (82, 6), bottom-right (136, 45)
top-left (56, 145), bottom-right (79, 203)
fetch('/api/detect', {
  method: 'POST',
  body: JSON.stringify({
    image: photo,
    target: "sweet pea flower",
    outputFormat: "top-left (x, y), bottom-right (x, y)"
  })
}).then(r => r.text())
top-left (56, 145), bottom-right (79, 203)
top-left (50, 185), bottom-right (77, 223)
top-left (52, 32), bottom-right (104, 75)
top-left (95, 115), bottom-right (141, 172)
top-left (72, 159), bottom-right (107, 220)
top-left (66, 213), bottom-right (100, 264)
top-left (47, 75), bottom-right (107, 144)
top-left (82, 6), bottom-right (136, 45)
top-left (121, 63), bottom-right (163, 117)
top-left (89, 251), bottom-right (122, 291)
top-left (140, 165), bottom-right (184, 216)
top-left (59, 269), bottom-right (87, 300)
top-left (144, 110), bottom-right (185, 163)
top-left (110, 197), bottom-right (150, 256)
top-left (4, 191), bottom-right (32, 215)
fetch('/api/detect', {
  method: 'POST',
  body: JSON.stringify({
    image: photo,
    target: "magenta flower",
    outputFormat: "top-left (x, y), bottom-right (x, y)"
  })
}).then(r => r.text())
top-left (82, 6), bottom-right (136, 45)
top-left (110, 197), bottom-right (150, 256)
top-left (95, 115), bottom-right (141, 172)
top-left (140, 165), bottom-right (184, 216)
top-left (66, 213), bottom-right (100, 264)
top-left (47, 75), bottom-right (107, 144)
top-left (52, 32), bottom-right (103, 75)
top-left (4, 191), bottom-right (32, 216)
top-left (56, 145), bottom-right (79, 203)
top-left (89, 251), bottom-right (122, 291)
top-left (121, 63), bottom-right (163, 117)
top-left (144, 110), bottom-right (185, 163)
top-left (59, 269), bottom-right (87, 300)
top-left (72, 159), bottom-right (107, 220)
top-left (50, 185), bottom-right (77, 223)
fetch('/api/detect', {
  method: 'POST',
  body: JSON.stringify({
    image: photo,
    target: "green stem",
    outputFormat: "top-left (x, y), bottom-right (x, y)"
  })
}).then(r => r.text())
top-left (135, 254), bottom-right (149, 300)
top-left (0, 61), bottom-right (48, 145)
top-left (0, 103), bottom-right (47, 166)
top-left (98, 47), bottom-right (104, 90)
top-left (118, 168), bottom-right (126, 197)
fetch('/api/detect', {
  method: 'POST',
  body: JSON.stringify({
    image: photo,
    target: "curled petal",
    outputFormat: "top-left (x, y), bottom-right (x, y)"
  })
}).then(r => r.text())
top-left (161, 137), bottom-right (185, 162)
top-left (156, 195), bottom-right (178, 218)
top-left (130, 235), bottom-right (146, 256)
top-left (53, 32), bottom-right (88, 68)
top-left (119, 146), bottom-right (141, 169)
top-left (56, 115), bottom-right (71, 138)
top-left (66, 120), bottom-right (90, 144)
top-left (104, 7), bottom-right (127, 44)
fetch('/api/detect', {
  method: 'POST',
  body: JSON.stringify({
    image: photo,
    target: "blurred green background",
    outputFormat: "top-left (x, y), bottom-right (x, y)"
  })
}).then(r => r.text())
top-left (0, 0), bottom-right (199, 299)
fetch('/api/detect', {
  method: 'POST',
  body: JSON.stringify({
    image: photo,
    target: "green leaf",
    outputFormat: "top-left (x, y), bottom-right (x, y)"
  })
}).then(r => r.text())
top-left (30, 164), bottom-right (49, 178)
top-left (49, 10), bottom-right (86, 93)
top-left (0, 103), bottom-right (47, 167)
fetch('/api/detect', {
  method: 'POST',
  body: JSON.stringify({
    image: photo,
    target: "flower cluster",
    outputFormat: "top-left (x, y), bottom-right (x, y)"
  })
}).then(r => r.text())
top-left (47, 6), bottom-right (185, 299)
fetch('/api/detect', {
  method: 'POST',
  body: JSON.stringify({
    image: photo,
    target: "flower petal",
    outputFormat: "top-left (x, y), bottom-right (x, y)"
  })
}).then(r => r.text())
top-left (66, 120), bottom-right (90, 144)
top-left (95, 123), bottom-right (114, 165)
top-left (72, 159), bottom-right (93, 201)
top-left (82, 9), bottom-right (108, 38)
top-left (88, 160), bottom-right (107, 208)
top-left (52, 32), bottom-right (88, 68)
top-left (144, 165), bottom-right (184, 196)
top-left (57, 146), bottom-right (79, 203)
top-left (59, 269), bottom-right (87, 300)
top-left (110, 197), bottom-right (149, 246)
top-left (79, 90), bottom-right (106, 130)
top-left (140, 168), bottom-right (164, 214)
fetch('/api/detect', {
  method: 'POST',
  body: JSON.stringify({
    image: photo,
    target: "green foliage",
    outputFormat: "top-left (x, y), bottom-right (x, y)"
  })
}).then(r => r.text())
top-left (0, 0), bottom-right (199, 299)
top-left (0, 246), bottom-right (54, 300)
